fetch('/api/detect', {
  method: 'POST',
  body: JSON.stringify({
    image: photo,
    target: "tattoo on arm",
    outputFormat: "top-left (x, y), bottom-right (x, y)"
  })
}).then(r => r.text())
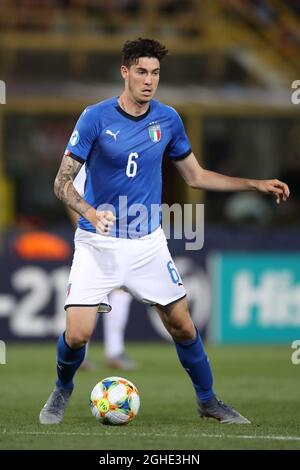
top-left (54, 155), bottom-right (91, 218)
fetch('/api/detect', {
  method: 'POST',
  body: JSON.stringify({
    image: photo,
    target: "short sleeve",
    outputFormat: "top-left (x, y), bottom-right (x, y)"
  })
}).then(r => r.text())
top-left (64, 107), bottom-right (98, 163)
top-left (165, 108), bottom-right (192, 161)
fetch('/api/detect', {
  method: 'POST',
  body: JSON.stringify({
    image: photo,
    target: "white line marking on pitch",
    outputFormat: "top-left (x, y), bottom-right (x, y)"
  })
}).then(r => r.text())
top-left (2, 430), bottom-right (300, 442)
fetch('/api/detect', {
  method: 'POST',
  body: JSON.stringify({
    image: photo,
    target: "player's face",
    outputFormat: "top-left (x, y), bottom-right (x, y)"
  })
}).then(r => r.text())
top-left (122, 57), bottom-right (160, 104)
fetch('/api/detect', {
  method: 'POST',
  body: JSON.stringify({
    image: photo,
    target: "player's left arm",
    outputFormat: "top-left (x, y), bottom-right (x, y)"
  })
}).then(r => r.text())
top-left (173, 152), bottom-right (290, 204)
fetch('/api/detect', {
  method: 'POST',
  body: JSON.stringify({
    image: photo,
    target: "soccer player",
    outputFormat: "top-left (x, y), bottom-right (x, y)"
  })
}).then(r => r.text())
top-left (39, 38), bottom-right (290, 425)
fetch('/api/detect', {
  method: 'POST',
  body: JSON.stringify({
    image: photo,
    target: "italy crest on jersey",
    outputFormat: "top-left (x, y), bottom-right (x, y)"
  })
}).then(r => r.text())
top-left (148, 123), bottom-right (161, 143)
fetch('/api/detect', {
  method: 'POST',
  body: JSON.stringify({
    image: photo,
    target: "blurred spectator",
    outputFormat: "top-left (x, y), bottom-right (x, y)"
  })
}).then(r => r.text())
top-left (224, 192), bottom-right (272, 225)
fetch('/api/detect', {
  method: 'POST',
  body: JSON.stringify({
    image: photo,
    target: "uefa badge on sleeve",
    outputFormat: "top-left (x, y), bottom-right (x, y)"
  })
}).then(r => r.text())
top-left (70, 130), bottom-right (79, 146)
top-left (148, 123), bottom-right (161, 143)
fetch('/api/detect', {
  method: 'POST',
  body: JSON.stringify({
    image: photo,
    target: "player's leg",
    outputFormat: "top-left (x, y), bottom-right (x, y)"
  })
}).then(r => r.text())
top-left (39, 306), bottom-right (98, 425)
top-left (66, 205), bottom-right (96, 370)
top-left (156, 298), bottom-right (250, 424)
top-left (39, 228), bottom-right (121, 424)
top-left (61, 305), bottom-right (98, 380)
top-left (103, 289), bottom-right (136, 370)
top-left (126, 228), bottom-right (250, 424)
top-left (155, 297), bottom-right (215, 402)
top-left (80, 301), bottom-right (113, 370)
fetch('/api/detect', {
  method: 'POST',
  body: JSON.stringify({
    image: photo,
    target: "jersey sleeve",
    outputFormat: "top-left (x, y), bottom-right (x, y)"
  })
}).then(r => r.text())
top-left (165, 108), bottom-right (192, 161)
top-left (64, 107), bottom-right (98, 163)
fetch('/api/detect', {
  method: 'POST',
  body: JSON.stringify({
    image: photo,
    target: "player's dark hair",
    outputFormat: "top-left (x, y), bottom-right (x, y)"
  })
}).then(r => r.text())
top-left (121, 38), bottom-right (168, 67)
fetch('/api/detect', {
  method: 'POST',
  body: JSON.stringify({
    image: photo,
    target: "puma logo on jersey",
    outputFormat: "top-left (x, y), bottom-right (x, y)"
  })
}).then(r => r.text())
top-left (106, 129), bottom-right (120, 141)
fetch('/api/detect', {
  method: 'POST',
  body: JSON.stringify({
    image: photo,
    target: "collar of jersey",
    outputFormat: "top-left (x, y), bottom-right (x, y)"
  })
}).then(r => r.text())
top-left (115, 101), bottom-right (151, 121)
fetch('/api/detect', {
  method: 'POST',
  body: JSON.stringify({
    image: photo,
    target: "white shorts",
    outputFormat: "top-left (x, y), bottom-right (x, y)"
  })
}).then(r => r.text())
top-left (65, 227), bottom-right (186, 310)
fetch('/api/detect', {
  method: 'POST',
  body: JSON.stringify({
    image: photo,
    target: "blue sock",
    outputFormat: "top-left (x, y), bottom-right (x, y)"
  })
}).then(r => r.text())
top-left (56, 332), bottom-right (86, 391)
top-left (174, 328), bottom-right (215, 403)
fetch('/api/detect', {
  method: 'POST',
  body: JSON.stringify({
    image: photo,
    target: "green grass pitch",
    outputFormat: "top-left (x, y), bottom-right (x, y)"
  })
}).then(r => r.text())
top-left (0, 342), bottom-right (299, 450)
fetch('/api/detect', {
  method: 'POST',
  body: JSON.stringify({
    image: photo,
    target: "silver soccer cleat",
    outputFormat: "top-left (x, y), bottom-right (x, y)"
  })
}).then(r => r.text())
top-left (39, 386), bottom-right (73, 425)
top-left (198, 397), bottom-right (251, 424)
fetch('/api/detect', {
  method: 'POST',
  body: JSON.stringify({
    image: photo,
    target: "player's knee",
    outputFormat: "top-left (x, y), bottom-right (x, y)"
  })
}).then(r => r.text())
top-left (175, 328), bottom-right (195, 341)
top-left (65, 330), bottom-right (90, 349)
top-left (169, 323), bottom-right (195, 341)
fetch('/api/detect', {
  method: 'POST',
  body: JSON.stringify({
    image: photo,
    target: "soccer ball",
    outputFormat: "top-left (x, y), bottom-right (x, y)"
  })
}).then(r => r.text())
top-left (90, 376), bottom-right (140, 425)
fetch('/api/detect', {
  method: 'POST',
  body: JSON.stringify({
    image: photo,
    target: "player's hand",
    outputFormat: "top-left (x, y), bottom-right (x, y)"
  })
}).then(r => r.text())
top-left (95, 210), bottom-right (116, 236)
top-left (253, 179), bottom-right (290, 204)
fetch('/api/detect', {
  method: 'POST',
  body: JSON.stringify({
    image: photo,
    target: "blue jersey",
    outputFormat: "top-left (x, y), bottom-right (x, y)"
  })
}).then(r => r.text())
top-left (65, 97), bottom-right (191, 237)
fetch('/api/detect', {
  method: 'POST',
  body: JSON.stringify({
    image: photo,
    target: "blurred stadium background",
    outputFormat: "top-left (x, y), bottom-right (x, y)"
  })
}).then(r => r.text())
top-left (1, 0), bottom-right (300, 450)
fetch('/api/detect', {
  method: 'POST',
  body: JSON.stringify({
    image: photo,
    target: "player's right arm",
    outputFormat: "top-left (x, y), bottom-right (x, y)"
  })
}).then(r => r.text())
top-left (54, 154), bottom-right (115, 235)
top-left (54, 154), bottom-right (92, 220)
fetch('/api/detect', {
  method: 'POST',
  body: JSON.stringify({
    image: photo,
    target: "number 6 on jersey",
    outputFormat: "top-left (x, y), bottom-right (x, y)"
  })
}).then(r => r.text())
top-left (126, 152), bottom-right (139, 178)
